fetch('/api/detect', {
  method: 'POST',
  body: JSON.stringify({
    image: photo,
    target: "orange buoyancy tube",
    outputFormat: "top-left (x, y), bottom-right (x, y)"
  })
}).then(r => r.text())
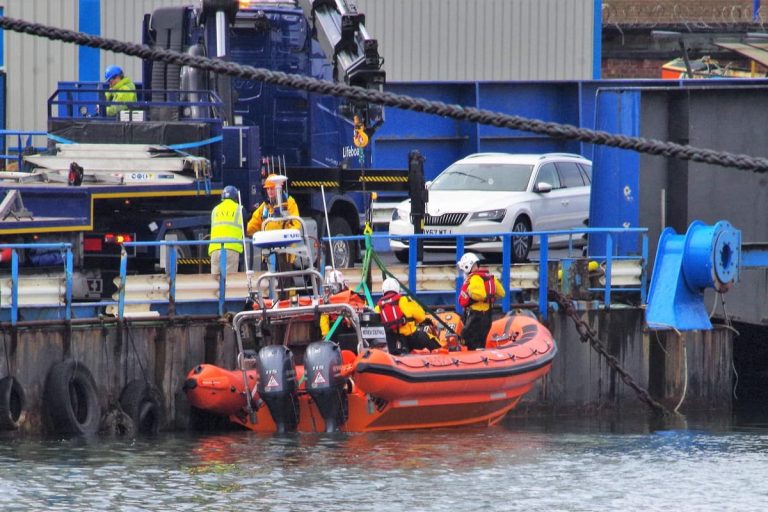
top-left (353, 317), bottom-right (555, 400)
top-left (485, 312), bottom-right (543, 349)
top-left (183, 364), bottom-right (258, 416)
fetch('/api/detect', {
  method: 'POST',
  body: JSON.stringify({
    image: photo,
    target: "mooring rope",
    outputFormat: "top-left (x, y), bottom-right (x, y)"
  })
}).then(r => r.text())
top-left (1, 15), bottom-right (768, 172)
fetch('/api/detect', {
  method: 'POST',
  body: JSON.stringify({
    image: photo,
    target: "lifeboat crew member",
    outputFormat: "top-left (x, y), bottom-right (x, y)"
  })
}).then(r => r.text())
top-left (246, 174), bottom-right (300, 236)
top-left (457, 252), bottom-right (505, 350)
top-left (246, 174), bottom-right (301, 296)
top-left (375, 277), bottom-right (440, 355)
top-left (320, 268), bottom-right (367, 336)
top-left (208, 185), bottom-right (243, 275)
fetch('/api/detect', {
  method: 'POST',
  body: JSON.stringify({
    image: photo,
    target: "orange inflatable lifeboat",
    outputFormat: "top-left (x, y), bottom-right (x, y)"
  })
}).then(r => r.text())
top-left (183, 363), bottom-right (257, 416)
top-left (184, 310), bottom-right (556, 433)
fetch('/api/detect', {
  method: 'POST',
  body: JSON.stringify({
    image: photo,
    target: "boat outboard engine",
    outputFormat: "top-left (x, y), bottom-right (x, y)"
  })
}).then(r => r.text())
top-left (256, 345), bottom-right (298, 432)
top-left (303, 341), bottom-right (346, 432)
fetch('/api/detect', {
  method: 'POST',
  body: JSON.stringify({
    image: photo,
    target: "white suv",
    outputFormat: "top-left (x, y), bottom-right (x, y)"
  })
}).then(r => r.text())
top-left (388, 152), bottom-right (592, 263)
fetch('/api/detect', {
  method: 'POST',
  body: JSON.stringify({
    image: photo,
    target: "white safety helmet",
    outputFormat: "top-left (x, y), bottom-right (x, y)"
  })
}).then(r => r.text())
top-left (324, 267), bottom-right (347, 294)
top-left (457, 252), bottom-right (480, 275)
top-left (381, 277), bottom-right (400, 294)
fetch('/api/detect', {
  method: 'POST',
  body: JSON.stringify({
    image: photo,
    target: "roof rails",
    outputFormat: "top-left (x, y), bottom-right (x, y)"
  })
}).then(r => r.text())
top-left (538, 153), bottom-right (587, 159)
top-left (463, 152), bottom-right (512, 159)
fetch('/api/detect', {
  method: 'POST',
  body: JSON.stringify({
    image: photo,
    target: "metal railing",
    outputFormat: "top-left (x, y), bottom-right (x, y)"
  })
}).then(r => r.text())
top-left (0, 243), bottom-right (73, 326)
top-left (330, 227), bottom-right (648, 321)
top-left (0, 130), bottom-right (48, 170)
top-left (0, 227), bottom-right (647, 322)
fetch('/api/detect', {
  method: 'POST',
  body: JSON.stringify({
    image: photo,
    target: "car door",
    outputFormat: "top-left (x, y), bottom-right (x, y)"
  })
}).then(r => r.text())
top-left (554, 161), bottom-right (590, 230)
top-left (530, 162), bottom-right (563, 232)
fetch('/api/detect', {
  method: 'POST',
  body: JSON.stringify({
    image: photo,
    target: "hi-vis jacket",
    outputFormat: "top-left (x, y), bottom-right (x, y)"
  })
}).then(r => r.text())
top-left (105, 76), bottom-right (137, 116)
top-left (246, 196), bottom-right (300, 236)
top-left (208, 198), bottom-right (244, 255)
top-left (459, 269), bottom-right (505, 312)
top-left (375, 291), bottom-right (426, 336)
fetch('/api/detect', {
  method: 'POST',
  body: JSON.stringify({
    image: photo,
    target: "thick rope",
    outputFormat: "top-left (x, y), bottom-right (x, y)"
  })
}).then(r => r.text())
top-left (2, 15), bottom-right (768, 172)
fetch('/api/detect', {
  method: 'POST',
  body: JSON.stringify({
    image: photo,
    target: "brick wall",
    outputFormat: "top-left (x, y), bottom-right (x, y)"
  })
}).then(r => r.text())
top-left (602, 58), bottom-right (668, 78)
top-left (603, 0), bottom-right (756, 24)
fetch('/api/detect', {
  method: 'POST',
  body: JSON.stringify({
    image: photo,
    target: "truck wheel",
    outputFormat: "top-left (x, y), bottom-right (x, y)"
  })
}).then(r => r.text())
top-left (394, 250), bottom-right (409, 263)
top-left (325, 218), bottom-right (354, 269)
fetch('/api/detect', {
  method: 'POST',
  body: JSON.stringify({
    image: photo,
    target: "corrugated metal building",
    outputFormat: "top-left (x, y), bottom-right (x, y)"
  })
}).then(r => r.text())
top-left (2, 0), bottom-right (190, 132)
top-left (2, 0), bottom-right (597, 132)
top-left (357, 0), bottom-right (596, 81)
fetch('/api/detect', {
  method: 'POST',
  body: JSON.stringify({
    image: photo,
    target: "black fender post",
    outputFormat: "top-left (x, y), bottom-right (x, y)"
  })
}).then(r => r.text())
top-left (408, 150), bottom-right (426, 264)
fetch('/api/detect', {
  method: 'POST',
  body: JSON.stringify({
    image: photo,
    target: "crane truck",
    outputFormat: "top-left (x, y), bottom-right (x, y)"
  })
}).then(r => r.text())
top-left (0, 0), bottom-right (406, 298)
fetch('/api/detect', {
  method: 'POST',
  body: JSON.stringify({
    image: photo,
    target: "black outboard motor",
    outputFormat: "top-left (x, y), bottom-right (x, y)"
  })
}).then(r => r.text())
top-left (303, 341), bottom-right (346, 432)
top-left (256, 345), bottom-right (298, 433)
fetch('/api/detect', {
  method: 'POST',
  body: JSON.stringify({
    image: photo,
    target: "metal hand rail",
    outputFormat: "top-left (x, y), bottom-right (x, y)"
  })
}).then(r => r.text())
top-left (1, 227), bottom-right (647, 322)
top-left (0, 243), bottom-right (73, 326)
top-left (325, 226), bottom-right (648, 321)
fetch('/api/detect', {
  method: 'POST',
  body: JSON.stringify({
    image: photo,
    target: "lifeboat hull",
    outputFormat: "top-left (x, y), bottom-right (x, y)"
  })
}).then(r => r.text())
top-left (224, 314), bottom-right (556, 432)
top-left (183, 364), bottom-right (258, 416)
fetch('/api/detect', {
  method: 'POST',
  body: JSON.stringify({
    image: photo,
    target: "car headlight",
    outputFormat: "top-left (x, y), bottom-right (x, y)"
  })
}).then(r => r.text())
top-left (470, 209), bottom-right (506, 222)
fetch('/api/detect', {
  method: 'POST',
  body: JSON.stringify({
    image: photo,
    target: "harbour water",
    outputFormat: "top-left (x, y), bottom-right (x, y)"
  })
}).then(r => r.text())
top-left (1, 411), bottom-right (767, 511)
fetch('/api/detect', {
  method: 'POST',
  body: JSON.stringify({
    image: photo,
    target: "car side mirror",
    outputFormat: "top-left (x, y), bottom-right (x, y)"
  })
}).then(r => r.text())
top-left (535, 182), bottom-right (553, 193)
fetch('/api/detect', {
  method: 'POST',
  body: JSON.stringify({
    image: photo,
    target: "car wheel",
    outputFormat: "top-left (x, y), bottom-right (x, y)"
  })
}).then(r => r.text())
top-left (511, 217), bottom-right (532, 263)
top-left (394, 250), bottom-right (409, 263)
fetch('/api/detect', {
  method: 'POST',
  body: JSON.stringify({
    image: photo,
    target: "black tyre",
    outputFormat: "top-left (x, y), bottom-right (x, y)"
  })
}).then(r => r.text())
top-left (0, 376), bottom-right (26, 430)
top-left (394, 249), bottom-right (409, 263)
top-left (120, 379), bottom-right (165, 435)
top-left (511, 217), bottom-right (532, 263)
top-left (44, 360), bottom-right (101, 437)
top-left (324, 217), bottom-right (354, 269)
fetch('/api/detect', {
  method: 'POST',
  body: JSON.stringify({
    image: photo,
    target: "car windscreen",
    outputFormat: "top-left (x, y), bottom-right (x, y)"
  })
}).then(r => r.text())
top-left (429, 163), bottom-right (534, 191)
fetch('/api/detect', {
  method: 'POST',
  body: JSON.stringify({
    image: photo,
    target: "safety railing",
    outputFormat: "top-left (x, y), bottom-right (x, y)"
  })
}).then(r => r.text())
top-left (0, 243), bottom-right (73, 326)
top-left (117, 239), bottom-right (244, 319)
top-left (0, 228), bottom-right (647, 322)
top-left (48, 84), bottom-right (224, 123)
top-left (328, 227), bottom-right (648, 321)
top-left (0, 130), bottom-right (48, 170)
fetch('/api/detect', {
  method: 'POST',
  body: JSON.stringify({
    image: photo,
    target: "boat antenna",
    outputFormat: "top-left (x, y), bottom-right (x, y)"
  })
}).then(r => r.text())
top-left (237, 189), bottom-right (254, 297)
top-left (320, 185), bottom-right (336, 270)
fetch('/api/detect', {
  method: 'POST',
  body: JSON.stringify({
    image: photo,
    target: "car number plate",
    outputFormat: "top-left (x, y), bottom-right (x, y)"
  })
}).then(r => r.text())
top-left (424, 228), bottom-right (452, 235)
top-left (361, 326), bottom-right (387, 339)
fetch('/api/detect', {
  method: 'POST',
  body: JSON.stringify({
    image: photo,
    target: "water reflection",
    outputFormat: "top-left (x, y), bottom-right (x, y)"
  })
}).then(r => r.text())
top-left (1, 413), bottom-right (768, 511)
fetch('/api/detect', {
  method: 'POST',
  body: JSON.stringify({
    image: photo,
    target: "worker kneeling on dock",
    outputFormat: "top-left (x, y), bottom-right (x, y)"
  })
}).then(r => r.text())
top-left (376, 277), bottom-right (440, 355)
top-left (458, 253), bottom-right (505, 350)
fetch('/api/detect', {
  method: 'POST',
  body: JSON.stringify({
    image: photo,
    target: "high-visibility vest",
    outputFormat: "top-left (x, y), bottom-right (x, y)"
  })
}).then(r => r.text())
top-left (208, 199), bottom-right (244, 255)
top-left (105, 77), bottom-right (137, 116)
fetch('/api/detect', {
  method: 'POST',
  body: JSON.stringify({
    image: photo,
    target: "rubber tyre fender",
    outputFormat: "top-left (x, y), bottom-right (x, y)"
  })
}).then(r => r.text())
top-left (44, 360), bottom-right (101, 437)
top-left (119, 379), bottom-right (165, 435)
top-left (0, 376), bottom-right (26, 430)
